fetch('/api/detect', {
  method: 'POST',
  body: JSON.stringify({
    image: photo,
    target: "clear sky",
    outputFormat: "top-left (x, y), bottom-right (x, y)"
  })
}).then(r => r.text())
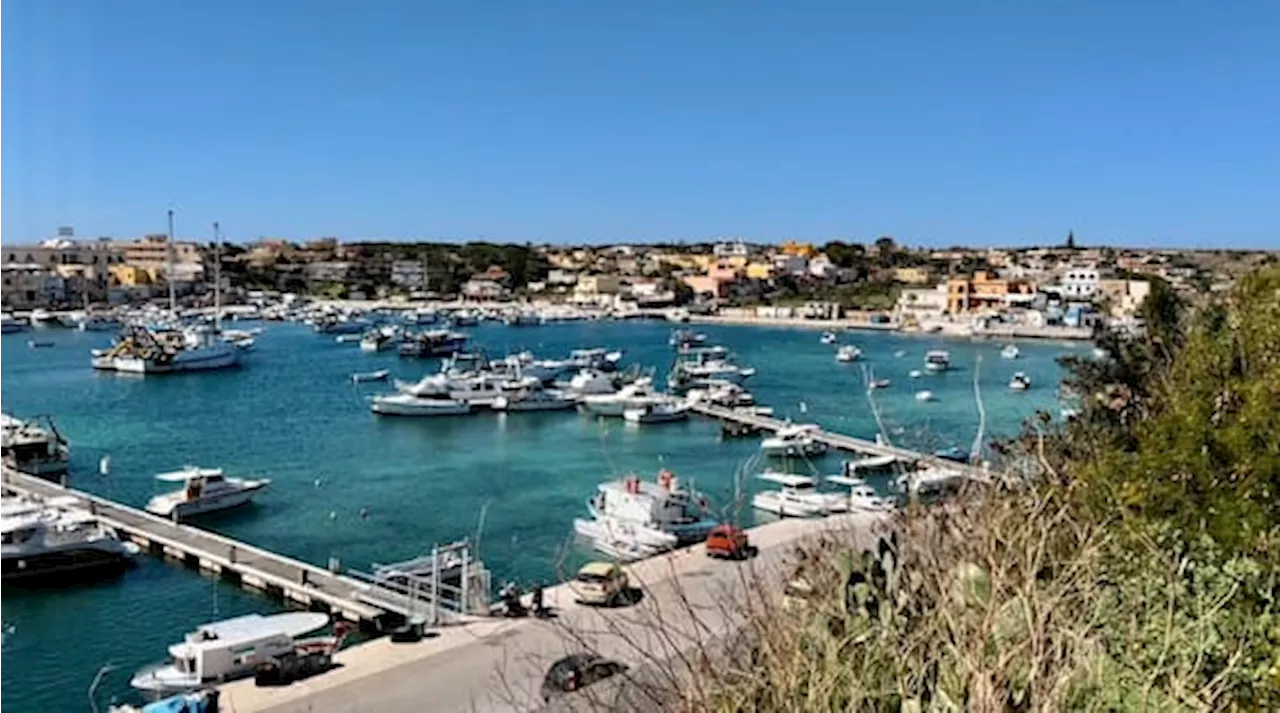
top-left (3, 1), bottom-right (1277, 248)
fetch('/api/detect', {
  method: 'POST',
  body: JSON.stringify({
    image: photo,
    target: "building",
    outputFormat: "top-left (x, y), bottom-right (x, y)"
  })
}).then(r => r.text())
top-left (573, 275), bottom-right (624, 298)
top-left (780, 240), bottom-right (817, 257)
top-left (682, 275), bottom-right (733, 298)
top-left (773, 254), bottom-right (808, 275)
top-left (713, 241), bottom-right (750, 258)
top-left (546, 269), bottom-right (579, 286)
top-left (121, 235), bottom-right (205, 282)
top-left (891, 267), bottom-right (934, 285)
top-left (894, 286), bottom-right (948, 324)
top-left (947, 271), bottom-right (1036, 313)
top-left (745, 261), bottom-right (774, 280)
top-left (1, 264), bottom-right (66, 309)
top-left (390, 260), bottom-right (427, 289)
top-left (461, 279), bottom-right (507, 300)
top-left (1, 234), bottom-right (124, 302)
top-left (1060, 267), bottom-right (1101, 299)
top-left (304, 261), bottom-right (353, 283)
top-left (109, 264), bottom-right (153, 287)
top-left (1098, 279), bottom-right (1151, 318)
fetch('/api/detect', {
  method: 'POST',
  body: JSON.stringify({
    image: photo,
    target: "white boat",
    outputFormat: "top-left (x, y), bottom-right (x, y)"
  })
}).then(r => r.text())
top-left (77, 314), bottom-right (121, 332)
top-left (92, 325), bottom-right (240, 374)
top-left (574, 516), bottom-right (677, 560)
top-left (820, 331), bottom-right (837, 345)
top-left (335, 334), bottom-right (363, 343)
top-left (675, 353), bottom-right (756, 384)
top-left (684, 380), bottom-right (756, 408)
top-left (491, 378), bottom-right (578, 412)
top-left (840, 453), bottom-right (900, 476)
top-left (1001, 344), bottom-right (1020, 359)
top-left (868, 378), bottom-right (891, 389)
top-left (835, 345), bottom-right (862, 363)
top-left (760, 424), bottom-right (828, 458)
top-left (894, 350), bottom-right (907, 358)
top-left (578, 471), bottom-right (718, 545)
top-left (580, 377), bottom-right (670, 416)
top-left (564, 368), bottom-right (618, 395)
top-left (370, 392), bottom-right (472, 416)
top-left (1009, 372), bottom-right (1031, 391)
top-left (909, 369), bottom-right (923, 378)
top-left (359, 325), bottom-right (402, 353)
top-left (1092, 347), bottom-right (1108, 360)
top-left (623, 402), bottom-right (689, 424)
top-left (29, 309), bottom-right (59, 328)
top-left (2, 502), bottom-right (140, 580)
top-left (750, 472), bottom-right (831, 518)
top-left (896, 466), bottom-right (966, 496)
top-left (351, 369), bottom-right (390, 383)
top-left (0, 314), bottom-right (29, 334)
top-left (915, 390), bottom-right (935, 402)
top-left (1, 414), bottom-right (70, 478)
top-left (130, 612), bottom-right (334, 696)
top-left (924, 349), bottom-right (951, 372)
top-left (825, 475), bottom-right (896, 512)
top-left (107, 690), bottom-right (219, 713)
top-left (145, 467), bottom-right (270, 520)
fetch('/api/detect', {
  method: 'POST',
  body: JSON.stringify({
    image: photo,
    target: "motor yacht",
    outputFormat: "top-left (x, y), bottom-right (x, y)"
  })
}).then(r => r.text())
top-left (359, 325), bottom-right (402, 353)
top-left (491, 378), bottom-right (578, 411)
top-left (563, 368), bottom-right (619, 395)
top-left (623, 402), bottom-right (690, 424)
top-left (760, 424), bottom-right (828, 458)
top-left (825, 475), bottom-right (896, 512)
top-left (924, 349), bottom-right (951, 372)
top-left (145, 467), bottom-right (270, 520)
top-left (130, 612), bottom-right (341, 697)
top-left (397, 329), bottom-right (468, 358)
top-left (2, 499), bottom-right (140, 581)
top-left (674, 351), bottom-right (756, 384)
top-left (1, 414), bottom-right (70, 479)
top-left (580, 378), bottom-right (670, 416)
top-left (371, 392), bottom-right (472, 416)
top-left (683, 380), bottom-right (756, 408)
top-left (836, 345), bottom-right (862, 362)
top-left (576, 471), bottom-right (718, 546)
top-left (896, 466), bottom-right (966, 496)
top-left (750, 472), bottom-right (832, 518)
top-left (1009, 372), bottom-right (1031, 391)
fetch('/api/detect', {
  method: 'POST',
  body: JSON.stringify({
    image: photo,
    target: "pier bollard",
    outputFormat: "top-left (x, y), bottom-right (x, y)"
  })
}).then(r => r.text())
top-left (228, 546), bottom-right (236, 564)
top-left (300, 570), bottom-right (308, 586)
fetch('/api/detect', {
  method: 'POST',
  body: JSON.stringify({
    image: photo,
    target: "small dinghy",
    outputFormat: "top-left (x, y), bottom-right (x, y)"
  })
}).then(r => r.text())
top-left (915, 390), bottom-right (935, 402)
top-left (868, 378), bottom-right (891, 389)
top-left (27, 340), bottom-right (54, 348)
top-left (351, 369), bottom-right (391, 383)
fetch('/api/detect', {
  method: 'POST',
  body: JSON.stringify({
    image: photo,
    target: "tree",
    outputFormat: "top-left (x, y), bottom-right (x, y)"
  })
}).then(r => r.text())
top-left (873, 236), bottom-right (898, 257)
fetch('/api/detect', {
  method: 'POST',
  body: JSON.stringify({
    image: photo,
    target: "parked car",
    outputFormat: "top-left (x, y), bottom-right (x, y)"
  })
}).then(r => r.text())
top-left (540, 653), bottom-right (628, 702)
top-left (571, 561), bottom-right (630, 606)
top-left (705, 524), bottom-right (751, 559)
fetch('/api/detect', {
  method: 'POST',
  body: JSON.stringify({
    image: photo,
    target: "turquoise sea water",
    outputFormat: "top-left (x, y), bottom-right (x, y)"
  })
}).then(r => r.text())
top-left (0, 321), bottom-right (1075, 711)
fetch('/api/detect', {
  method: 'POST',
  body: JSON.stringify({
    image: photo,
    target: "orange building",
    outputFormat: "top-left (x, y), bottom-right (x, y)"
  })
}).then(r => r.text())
top-left (947, 271), bottom-right (1035, 313)
top-left (780, 240), bottom-right (817, 258)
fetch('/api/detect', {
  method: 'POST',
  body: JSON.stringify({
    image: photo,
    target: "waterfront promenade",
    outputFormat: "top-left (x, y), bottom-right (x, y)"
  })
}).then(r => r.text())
top-left (220, 509), bottom-right (890, 713)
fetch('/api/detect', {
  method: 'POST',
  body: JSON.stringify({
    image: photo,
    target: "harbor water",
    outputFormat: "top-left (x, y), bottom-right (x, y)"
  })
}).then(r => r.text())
top-left (1, 320), bottom-right (1072, 711)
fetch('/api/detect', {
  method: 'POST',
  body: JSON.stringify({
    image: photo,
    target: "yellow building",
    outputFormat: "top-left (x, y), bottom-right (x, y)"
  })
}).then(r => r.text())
top-left (892, 267), bottom-right (934, 285)
top-left (947, 271), bottom-right (1036, 313)
top-left (110, 264), bottom-right (153, 286)
top-left (745, 262), bottom-right (774, 280)
top-left (781, 240), bottom-right (817, 257)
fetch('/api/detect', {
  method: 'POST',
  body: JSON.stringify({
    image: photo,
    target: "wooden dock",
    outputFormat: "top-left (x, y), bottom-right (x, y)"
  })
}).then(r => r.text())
top-left (1, 467), bottom-right (460, 628)
top-left (687, 402), bottom-right (994, 482)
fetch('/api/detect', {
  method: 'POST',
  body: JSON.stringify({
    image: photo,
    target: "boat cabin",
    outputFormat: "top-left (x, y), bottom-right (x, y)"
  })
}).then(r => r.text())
top-left (594, 472), bottom-right (706, 527)
top-left (168, 614), bottom-right (317, 685)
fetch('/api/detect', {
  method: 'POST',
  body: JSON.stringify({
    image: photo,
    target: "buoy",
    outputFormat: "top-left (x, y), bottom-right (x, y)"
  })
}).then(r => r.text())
top-left (329, 511), bottom-right (338, 520)
top-left (799, 401), bottom-right (808, 413)
top-left (314, 478), bottom-right (323, 488)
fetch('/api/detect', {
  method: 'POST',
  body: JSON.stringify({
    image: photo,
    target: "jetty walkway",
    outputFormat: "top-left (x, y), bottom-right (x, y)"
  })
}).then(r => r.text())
top-left (1, 467), bottom-right (459, 628)
top-left (686, 402), bottom-right (994, 483)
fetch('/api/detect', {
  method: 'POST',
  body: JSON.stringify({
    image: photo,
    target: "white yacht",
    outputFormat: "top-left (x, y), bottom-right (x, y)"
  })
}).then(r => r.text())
top-left (77, 313), bottom-right (121, 332)
top-left (491, 378), bottom-right (578, 412)
top-left (836, 345), bottom-right (862, 362)
top-left (2, 499), bottom-right (140, 580)
top-left (371, 392), bottom-right (472, 416)
top-left (144, 467), bottom-right (270, 520)
top-left (1, 414), bottom-right (70, 478)
top-left (92, 325), bottom-right (241, 373)
top-left (1009, 372), bottom-right (1031, 391)
top-left (1, 313), bottom-right (29, 333)
top-left (915, 390), bottom-right (935, 402)
top-left (825, 475), bottom-right (896, 512)
top-left (130, 612), bottom-right (337, 696)
top-left (674, 352), bottom-right (756, 384)
top-left (924, 349), bottom-right (951, 372)
top-left (359, 325), bottom-right (402, 353)
top-left (580, 377), bottom-right (670, 416)
top-left (751, 472), bottom-right (832, 518)
top-left (1001, 344), bottom-right (1020, 359)
top-left (760, 424), bottom-right (828, 458)
top-left (897, 466), bottom-right (966, 496)
top-left (564, 368), bottom-right (618, 395)
top-left (684, 380), bottom-right (755, 408)
top-left (575, 471), bottom-right (718, 546)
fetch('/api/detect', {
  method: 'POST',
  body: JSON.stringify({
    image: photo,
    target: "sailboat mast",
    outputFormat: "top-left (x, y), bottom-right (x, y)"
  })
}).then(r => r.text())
top-left (213, 222), bottom-right (222, 333)
top-left (166, 210), bottom-right (177, 318)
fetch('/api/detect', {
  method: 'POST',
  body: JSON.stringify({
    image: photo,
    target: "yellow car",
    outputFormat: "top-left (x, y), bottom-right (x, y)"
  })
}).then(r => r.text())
top-left (572, 562), bottom-right (630, 606)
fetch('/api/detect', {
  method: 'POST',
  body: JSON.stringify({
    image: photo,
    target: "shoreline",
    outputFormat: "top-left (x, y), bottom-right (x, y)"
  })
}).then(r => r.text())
top-left (688, 314), bottom-right (1095, 342)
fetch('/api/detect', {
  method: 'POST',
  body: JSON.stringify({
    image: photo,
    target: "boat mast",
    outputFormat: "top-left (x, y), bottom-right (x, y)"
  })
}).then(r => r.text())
top-left (213, 222), bottom-right (222, 333)
top-left (166, 210), bottom-right (177, 319)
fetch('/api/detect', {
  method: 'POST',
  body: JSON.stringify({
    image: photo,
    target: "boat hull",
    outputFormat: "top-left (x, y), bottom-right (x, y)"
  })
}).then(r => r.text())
top-left (146, 487), bottom-right (261, 520)
top-left (96, 348), bottom-right (241, 374)
top-left (2, 544), bottom-right (136, 581)
top-left (371, 398), bottom-right (471, 416)
top-left (492, 397), bottom-right (578, 412)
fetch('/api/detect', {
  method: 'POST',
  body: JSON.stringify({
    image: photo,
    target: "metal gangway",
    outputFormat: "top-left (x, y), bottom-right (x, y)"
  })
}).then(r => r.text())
top-left (347, 539), bottom-right (492, 626)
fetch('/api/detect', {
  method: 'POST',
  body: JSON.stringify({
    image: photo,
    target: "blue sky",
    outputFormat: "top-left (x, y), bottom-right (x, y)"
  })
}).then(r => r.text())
top-left (3, 1), bottom-right (1277, 248)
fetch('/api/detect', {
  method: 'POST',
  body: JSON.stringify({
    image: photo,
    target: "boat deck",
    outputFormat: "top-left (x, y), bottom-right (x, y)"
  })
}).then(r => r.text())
top-left (686, 402), bottom-right (994, 483)
top-left (1, 467), bottom-right (464, 628)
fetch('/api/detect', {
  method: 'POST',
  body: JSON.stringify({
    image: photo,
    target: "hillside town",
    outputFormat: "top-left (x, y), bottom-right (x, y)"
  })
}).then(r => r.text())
top-left (3, 227), bottom-right (1273, 338)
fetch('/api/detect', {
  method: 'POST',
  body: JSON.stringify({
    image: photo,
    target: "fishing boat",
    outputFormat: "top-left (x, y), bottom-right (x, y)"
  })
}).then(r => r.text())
top-left (370, 392), bottom-right (472, 416)
top-left (924, 349), bottom-right (951, 372)
top-left (397, 330), bottom-right (468, 358)
top-left (313, 317), bottom-right (367, 335)
top-left (130, 612), bottom-right (340, 697)
top-left (503, 312), bottom-right (541, 327)
top-left (760, 424), bottom-right (828, 458)
top-left (576, 471), bottom-right (718, 546)
top-left (825, 475), bottom-right (896, 512)
top-left (1, 414), bottom-right (70, 478)
top-left (750, 472), bottom-right (831, 518)
top-left (820, 331), bottom-right (837, 345)
top-left (1001, 344), bottom-right (1020, 359)
top-left (1009, 372), bottom-right (1031, 391)
top-left (2, 500), bottom-right (140, 581)
top-left (359, 326), bottom-right (402, 353)
top-left (835, 345), bottom-right (862, 362)
top-left (623, 402), bottom-right (690, 424)
top-left (92, 324), bottom-right (241, 374)
top-left (668, 329), bottom-right (706, 348)
top-left (145, 467), bottom-right (270, 520)
top-left (350, 369), bottom-right (391, 383)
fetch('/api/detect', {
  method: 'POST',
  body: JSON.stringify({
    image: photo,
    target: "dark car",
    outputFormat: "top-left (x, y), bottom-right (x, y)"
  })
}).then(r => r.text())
top-left (540, 653), bottom-right (628, 701)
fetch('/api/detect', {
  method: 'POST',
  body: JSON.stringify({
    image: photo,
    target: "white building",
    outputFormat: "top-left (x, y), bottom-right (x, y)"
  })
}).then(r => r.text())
top-left (773, 254), bottom-right (808, 275)
top-left (807, 255), bottom-right (837, 280)
top-left (390, 260), bottom-right (427, 289)
top-left (894, 286), bottom-right (949, 324)
top-left (713, 241), bottom-right (749, 258)
top-left (1061, 267), bottom-right (1101, 299)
